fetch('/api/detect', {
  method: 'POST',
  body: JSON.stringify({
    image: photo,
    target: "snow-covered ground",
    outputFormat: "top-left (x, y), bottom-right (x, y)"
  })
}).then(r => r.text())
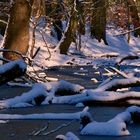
top-left (0, 26), bottom-right (140, 70)
top-left (27, 28), bottom-right (140, 68)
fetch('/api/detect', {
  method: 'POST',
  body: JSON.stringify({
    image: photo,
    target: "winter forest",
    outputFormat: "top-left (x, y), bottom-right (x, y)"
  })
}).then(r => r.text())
top-left (0, 0), bottom-right (140, 140)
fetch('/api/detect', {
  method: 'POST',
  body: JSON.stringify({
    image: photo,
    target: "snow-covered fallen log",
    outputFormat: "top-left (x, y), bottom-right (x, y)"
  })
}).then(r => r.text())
top-left (80, 106), bottom-right (140, 136)
top-left (1, 78), bottom-right (140, 107)
top-left (95, 77), bottom-right (140, 91)
top-left (0, 107), bottom-right (89, 120)
top-left (56, 132), bottom-right (80, 140)
top-left (0, 60), bottom-right (26, 85)
top-left (80, 120), bottom-right (130, 136)
top-left (50, 80), bottom-right (84, 96)
top-left (0, 80), bottom-right (84, 108)
top-left (0, 83), bottom-right (47, 108)
top-left (52, 90), bottom-right (140, 106)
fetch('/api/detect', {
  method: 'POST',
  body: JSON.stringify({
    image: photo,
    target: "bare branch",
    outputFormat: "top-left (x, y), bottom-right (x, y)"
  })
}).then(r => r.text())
top-left (42, 120), bottom-right (75, 136)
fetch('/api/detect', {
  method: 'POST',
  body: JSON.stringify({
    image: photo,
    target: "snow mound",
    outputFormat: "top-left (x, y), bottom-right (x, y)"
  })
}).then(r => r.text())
top-left (0, 83), bottom-right (47, 108)
top-left (80, 121), bottom-right (130, 136)
top-left (52, 80), bottom-right (84, 95)
top-left (56, 132), bottom-right (80, 140)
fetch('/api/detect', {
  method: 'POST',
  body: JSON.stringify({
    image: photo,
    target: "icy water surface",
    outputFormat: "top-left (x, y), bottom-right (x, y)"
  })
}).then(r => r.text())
top-left (0, 65), bottom-right (140, 140)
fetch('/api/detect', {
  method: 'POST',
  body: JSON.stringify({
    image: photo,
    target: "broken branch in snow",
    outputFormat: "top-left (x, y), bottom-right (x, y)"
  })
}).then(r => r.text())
top-left (116, 55), bottom-right (139, 64)
top-left (31, 122), bottom-right (49, 136)
top-left (95, 78), bottom-right (140, 91)
top-left (109, 67), bottom-right (130, 78)
top-left (101, 53), bottom-right (119, 58)
top-left (115, 26), bottom-right (140, 36)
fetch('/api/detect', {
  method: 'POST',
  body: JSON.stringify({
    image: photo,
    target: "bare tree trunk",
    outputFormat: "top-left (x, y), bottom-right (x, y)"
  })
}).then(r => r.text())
top-left (32, 0), bottom-right (46, 17)
top-left (127, 0), bottom-right (140, 37)
top-left (59, 0), bottom-right (77, 54)
top-left (90, 0), bottom-right (108, 45)
top-left (3, 0), bottom-right (33, 60)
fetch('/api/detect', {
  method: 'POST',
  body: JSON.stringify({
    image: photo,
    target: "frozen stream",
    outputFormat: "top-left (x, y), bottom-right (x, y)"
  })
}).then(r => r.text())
top-left (0, 65), bottom-right (140, 140)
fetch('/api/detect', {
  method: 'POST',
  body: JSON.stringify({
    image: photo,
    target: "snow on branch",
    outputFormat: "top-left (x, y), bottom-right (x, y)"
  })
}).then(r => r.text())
top-left (0, 83), bottom-right (47, 108)
top-left (0, 59), bottom-right (26, 86)
top-left (0, 107), bottom-right (89, 120)
top-left (80, 106), bottom-right (140, 136)
top-left (95, 77), bottom-right (140, 91)
top-left (115, 55), bottom-right (139, 64)
top-left (52, 90), bottom-right (140, 106)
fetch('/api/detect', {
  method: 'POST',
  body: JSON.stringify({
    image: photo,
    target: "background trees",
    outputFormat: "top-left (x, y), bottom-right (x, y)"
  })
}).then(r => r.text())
top-left (0, 0), bottom-right (139, 58)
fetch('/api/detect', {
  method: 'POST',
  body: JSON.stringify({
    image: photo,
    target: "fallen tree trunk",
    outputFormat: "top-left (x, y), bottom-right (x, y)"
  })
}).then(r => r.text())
top-left (95, 78), bottom-right (140, 91)
top-left (52, 90), bottom-right (140, 106)
top-left (0, 60), bottom-right (26, 85)
top-left (83, 96), bottom-right (140, 106)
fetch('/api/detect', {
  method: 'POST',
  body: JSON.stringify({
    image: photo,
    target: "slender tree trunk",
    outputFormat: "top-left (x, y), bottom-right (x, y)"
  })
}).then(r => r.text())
top-left (90, 0), bottom-right (108, 45)
top-left (3, 0), bottom-right (33, 60)
top-left (127, 0), bottom-right (140, 37)
top-left (59, 0), bottom-right (77, 54)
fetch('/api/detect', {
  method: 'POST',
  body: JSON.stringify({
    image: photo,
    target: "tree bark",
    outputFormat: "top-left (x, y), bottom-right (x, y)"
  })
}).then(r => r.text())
top-left (3, 0), bottom-right (33, 60)
top-left (90, 0), bottom-right (108, 45)
top-left (59, 0), bottom-right (77, 54)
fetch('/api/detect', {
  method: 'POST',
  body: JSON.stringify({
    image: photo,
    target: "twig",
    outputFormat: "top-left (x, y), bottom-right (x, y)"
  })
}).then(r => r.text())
top-left (0, 19), bottom-right (7, 25)
top-left (32, 47), bottom-right (41, 59)
top-left (109, 66), bottom-right (130, 78)
top-left (42, 120), bottom-right (75, 136)
top-left (31, 122), bottom-right (49, 136)
top-left (114, 26), bottom-right (140, 36)
top-left (38, 30), bottom-right (51, 60)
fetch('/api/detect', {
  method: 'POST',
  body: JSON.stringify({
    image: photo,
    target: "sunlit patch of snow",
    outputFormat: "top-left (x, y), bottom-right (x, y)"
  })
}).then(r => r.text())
top-left (31, 27), bottom-right (140, 68)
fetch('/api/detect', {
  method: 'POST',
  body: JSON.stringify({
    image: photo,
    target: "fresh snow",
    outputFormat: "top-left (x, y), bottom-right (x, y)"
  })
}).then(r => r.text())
top-left (80, 106), bottom-right (140, 136)
top-left (0, 83), bottom-right (47, 108)
top-left (0, 59), bottom-right (26, 74)
top-left (81, 120), bottom-right (130, 136)
top-left (1, 77), bottom-right (140, 108)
